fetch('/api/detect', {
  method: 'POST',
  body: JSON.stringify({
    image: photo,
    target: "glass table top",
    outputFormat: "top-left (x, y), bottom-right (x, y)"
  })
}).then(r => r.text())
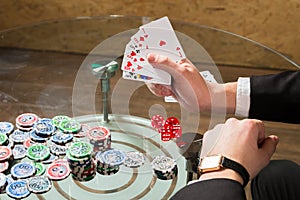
top-left (0, 15), bottom-right (299, 199)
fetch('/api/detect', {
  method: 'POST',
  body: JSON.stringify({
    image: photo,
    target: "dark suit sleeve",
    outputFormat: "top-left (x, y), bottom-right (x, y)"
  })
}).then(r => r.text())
top-left (249, 70), bottom-right (300, 123)
top-left (170, 179), bottom-right (246, 200)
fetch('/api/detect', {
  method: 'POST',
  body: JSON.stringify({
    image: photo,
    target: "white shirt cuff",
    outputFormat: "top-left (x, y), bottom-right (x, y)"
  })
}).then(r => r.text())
top-left (235, 77), bottom-right (250, 117)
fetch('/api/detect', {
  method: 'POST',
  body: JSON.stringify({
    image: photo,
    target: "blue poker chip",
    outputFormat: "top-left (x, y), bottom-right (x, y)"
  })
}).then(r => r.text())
top-left (34, 119), bottom-right (56, 137)
top-left (6, 180), bottom-right (31, 199)
top-left (51, 131), bottom-right (73, 145)
top-left (97, 149), bottom-right (126, 167)
top-left (9, 129), bottom-right (29, 143)
top-left (30, 130), bottom-right (48, 142)
top-left (0, 122), bottom-right (14, 135)
top-left (11, 162), bottom-right (36, 179)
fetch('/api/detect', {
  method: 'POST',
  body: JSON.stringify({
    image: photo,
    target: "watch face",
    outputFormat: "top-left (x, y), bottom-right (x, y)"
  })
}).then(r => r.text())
top-left (199, 155), bottom-right (223, 173)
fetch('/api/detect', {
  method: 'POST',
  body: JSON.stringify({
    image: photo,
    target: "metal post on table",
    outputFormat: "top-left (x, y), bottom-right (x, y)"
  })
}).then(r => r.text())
top-left (92, 61), bottom-right (118, 123)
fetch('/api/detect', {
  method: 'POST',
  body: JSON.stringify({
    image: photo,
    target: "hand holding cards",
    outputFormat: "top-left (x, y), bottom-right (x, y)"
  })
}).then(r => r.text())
top-left (122, 16), bottom-right (186, 85)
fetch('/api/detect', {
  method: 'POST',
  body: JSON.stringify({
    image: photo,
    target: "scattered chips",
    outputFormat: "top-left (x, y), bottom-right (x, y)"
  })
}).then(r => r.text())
top-left (6, 180), bottom-right (31, 199)
top-left (10, 162), bottom-right (36, 179)
top-left (27, 143), bottom-right (50, 161)
top-left (27, 176), bottom-right (52, 194)
top-left (124, 151), bottom-right (145, 168)
top-left (46, 161), bottom-right (70, 180)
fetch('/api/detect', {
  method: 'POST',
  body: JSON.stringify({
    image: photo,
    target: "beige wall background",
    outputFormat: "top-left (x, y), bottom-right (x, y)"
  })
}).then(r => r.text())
top-left (0, 0), bottom-right (299, 65)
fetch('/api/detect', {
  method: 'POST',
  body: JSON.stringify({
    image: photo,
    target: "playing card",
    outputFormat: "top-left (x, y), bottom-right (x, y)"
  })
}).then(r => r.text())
top-left (122, 41), bottom-right (172, 81)
top-left (133, 27), bottom-right (185, 62)
top-left (140, 16), bottom-right (173, 30)
top-left (122, 71), bottom-right (171, 85)
top-left (121, 16), bottom-right (185, 86)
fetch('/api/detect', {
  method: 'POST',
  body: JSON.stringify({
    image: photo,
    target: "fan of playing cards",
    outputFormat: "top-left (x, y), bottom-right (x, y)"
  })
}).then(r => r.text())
top-left (121, 16), bottom-right (186, 85)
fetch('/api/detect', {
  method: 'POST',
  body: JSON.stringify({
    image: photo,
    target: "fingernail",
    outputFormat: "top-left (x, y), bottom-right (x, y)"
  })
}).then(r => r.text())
top-left (147, 53), bottom-right (156, 62)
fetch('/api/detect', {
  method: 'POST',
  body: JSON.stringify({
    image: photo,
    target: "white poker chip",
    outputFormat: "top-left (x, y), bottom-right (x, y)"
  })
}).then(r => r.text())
top-left (124, 151), bottom-right (145, 168)
top-left (12, 144), bottom-right (27, 160)
top-left (27, 176), bottom-right (52, 194)
top-left (151, 155), bottom-right (176, 173)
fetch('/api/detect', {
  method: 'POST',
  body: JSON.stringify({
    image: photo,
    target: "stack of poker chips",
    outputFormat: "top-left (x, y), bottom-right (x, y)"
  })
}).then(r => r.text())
top-left (151, 155), bottom-right (178, 180)
top-left (0, 146), bottom-right (13, 173)
top-left (95, 149), bottom-right (125, 176)
top-left (87, 126), bottom-right (111, 154)
top-left (66, 141), bottom-right (96, 181)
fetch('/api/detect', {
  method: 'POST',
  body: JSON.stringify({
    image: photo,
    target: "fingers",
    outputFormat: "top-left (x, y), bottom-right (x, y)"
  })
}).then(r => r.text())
top-left (145, 83), bottom-right (173, 97)
top-left (147, 53), bottom-right (183, 78)
top-left (260, 135), bottom-right (279, 160)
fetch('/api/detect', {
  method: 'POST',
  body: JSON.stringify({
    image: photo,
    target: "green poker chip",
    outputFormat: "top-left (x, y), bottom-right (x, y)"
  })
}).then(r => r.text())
top-left (0, 134), bottom-right (8, 145)
top-left (52, 115), bottom-right (71, 128)
top-left (59, 118), bottom-right (81, 134)
top-left (27, 144), bottom-right (50, 161)
top-left (69, 141), bottom-right (92, 158)
top-left (34, 162), bottom-right (46, 176)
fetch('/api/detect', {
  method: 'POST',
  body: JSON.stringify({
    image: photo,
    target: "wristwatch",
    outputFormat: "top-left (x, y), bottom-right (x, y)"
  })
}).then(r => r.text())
top-left (198, 154), bottom-right (250, 187)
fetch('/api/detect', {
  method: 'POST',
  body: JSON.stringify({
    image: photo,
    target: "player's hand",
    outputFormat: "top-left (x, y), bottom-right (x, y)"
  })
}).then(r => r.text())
top-left (147, 53), bottom-right (212, 113)
top-left (146, 53), bottom-right (237, 114)
top-left (200, 118), bottom-right (279, 183)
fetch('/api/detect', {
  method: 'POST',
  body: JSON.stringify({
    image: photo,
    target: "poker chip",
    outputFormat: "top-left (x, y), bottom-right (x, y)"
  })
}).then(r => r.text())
top-left (6, 139), bottom-right (14, 149)
top-left (88, 126), bottom-right (111, 152)
top-left (6, 180), bottom-right (31, 199)
top-left (0, 122), bottom-right (14, 135)
top-left (27, 143), bottom-right (50, 161)
top-left (11, 162), bottom-right (36, 179)
top-left (0, 134), bottom-right (8, 145)
top-left (0, 173), bottom-right (7, 193)
top-left (23, 138), bottom-right (33, 149)
top-left (0, 162), bottom-right (9, 173)
top-left (12, 144), bottom-right (27, 160)
top-left (58, 118), bottom-right (81, 134)
top-left (42, 153), bottom-right (58, 164)
top-left (69, 141), bottom-right (93, 158)
top-left (151, 155), bottom-right (178, 180)
top-left (48, 141), bottom-right (69, 156)
top-left (124, 151), bottom-right (145, 168)
top-left (73, 124), bottom-right (89, 138)
top-left (52, 115), bottom-right (71, 128)
top-left (34, 118), bottom-right (56, 137)
top-left (98, 148), bottom-right (126, 167)
top-left (27, 176), bottom-right (52, 194)
top-left (0, 146), bottom-right (12, 162)
top-left (151, 114), bottom-right (165, 132)
top-left (9, 129), bottom-right (29, 143)
top-left (30, 130), bottom-right (49, 143)
top-left (50, 131), bottom-right (73, 145)
top-left (34, 162), bottom-right (46, 176)
top-left (16, 113), bottom-right (39, 128)
top-left (47, 160), bottom-right (70, 180)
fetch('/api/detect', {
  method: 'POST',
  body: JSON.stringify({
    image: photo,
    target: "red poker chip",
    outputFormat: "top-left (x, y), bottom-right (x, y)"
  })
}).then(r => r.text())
top-left (0, 161), bottom-right (9, 173)
top-left (47, 162), bottom-right (70, 180)
top-left (87, 126), bottom-right (110, 141)
top-left (0, 146), bottom-right (12, 162)
top-left (16, 113), bottom-right (39, 127)
top-left (151, 115), bottom-right (165, 132)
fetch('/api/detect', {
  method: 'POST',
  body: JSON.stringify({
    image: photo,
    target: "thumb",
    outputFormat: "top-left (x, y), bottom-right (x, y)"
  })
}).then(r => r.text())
top-left (147, 53), bottom-right (179, 74)
top-left (260, 135), bottom-right (279, 160)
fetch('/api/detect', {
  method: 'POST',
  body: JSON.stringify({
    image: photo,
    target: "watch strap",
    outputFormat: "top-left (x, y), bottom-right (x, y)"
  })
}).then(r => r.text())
top-left (222, 157), bottom-right (250, 187)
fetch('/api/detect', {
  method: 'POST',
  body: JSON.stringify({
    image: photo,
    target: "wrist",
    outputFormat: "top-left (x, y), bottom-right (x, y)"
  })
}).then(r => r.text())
top-left (199, 168), bottom-right (244, 186)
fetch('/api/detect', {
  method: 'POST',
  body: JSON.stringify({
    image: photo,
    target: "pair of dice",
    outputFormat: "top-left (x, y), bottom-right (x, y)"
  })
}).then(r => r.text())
top-left (151, 115), bottom-right (182, 142)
